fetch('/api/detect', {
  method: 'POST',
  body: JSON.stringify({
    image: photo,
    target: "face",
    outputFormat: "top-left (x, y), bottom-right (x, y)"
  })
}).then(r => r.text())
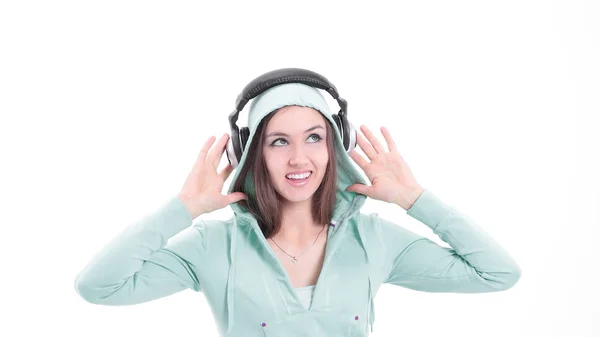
top-left (262, 105), bottom-right (329, 206)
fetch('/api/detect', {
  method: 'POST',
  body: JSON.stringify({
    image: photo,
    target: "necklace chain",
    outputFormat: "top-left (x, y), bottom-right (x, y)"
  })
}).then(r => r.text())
top-left (269, 223), bottom-right (326, 265)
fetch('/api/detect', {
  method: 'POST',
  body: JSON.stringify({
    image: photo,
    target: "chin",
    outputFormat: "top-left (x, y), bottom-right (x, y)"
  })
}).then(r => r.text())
top-left (280, 187), bottom-right (316, 203)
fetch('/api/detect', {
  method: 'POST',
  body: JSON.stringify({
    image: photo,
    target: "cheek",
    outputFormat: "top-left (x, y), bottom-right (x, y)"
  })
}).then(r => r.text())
top-left (317, 148), bottom-right (329, 167)
top-left (263, 151), bottom-right (283, 172)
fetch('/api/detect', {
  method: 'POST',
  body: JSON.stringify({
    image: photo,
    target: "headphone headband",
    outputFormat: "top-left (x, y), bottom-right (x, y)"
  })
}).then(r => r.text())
top-left (228, 68), bottom-right (348, 127)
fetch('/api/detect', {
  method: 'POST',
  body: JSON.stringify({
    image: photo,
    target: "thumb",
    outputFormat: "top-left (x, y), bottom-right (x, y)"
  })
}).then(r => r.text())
top-left (229, 192), bottom-right (248, 204)
top-left (219, 163), bottom-right (234, 180)
top-left (346, 184), bottom-right (369, 196)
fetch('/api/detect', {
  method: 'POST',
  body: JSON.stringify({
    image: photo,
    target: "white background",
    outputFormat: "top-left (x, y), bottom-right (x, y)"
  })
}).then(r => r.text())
top-left (1, 1), bottom-right (598, 336)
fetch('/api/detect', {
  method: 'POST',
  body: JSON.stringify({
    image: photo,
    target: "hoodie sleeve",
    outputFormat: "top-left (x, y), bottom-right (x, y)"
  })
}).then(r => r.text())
top-left (380, 188), bottom-right (521, 292)
top-left (74, 196), bottom-right (207, 305)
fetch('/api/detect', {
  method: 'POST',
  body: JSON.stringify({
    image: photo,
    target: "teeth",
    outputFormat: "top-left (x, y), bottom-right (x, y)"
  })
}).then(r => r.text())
top-left (286, 172), bottom-right (311, 179)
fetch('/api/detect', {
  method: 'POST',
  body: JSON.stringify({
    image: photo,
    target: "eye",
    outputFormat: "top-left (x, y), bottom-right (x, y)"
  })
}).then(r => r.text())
top-left (308, 134), bottom-right (323, 142)
top-left (270, 133), bottom-right (323, 147)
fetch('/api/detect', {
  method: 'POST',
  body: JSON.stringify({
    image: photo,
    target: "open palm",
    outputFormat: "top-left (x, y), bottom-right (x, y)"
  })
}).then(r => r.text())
top-left (178, 134), bottom-right (247, 218)
top-left (346, 125), bottom-right (424, 210)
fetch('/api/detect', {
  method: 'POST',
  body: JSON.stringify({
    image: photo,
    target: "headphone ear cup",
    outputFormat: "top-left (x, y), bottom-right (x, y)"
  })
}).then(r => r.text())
top-left (346, 121), bottom-right (357, 153)
top-left (332, 114), bottom-right (356, 153)
top-left (227, 127), bottom-right (249, 170)
top-left (332, 114), bottom-right (345, 148)
top-left (332, 114), bottom-right (342, 135)
top-left (226, 134), bottom-right (238, 169)
top-left (239, 126), bottom-right (250, 157)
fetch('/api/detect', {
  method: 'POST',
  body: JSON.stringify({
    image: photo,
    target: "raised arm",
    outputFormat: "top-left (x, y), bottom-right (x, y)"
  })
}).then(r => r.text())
top-left (74, 132), bottom-right (249, 305)
top-left (74, 196), bottom-right (207, 305)
top-left (380, 189), bottom-right (521, 292)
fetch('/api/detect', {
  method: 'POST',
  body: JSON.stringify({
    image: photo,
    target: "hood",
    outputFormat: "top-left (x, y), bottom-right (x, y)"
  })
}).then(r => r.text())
top-left (223, 82), bottom-right (372, 335)
top-left (226, 82), bottom-right (368, 223)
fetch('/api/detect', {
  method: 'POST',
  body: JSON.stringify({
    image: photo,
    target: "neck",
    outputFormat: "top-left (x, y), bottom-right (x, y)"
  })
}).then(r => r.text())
top-left (275, 198), bottom-right (324, 246)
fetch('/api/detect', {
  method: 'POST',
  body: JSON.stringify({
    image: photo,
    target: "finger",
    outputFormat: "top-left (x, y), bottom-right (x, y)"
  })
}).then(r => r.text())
top-left (360, 125), bottom-right (386, 154)
top-left (380, 126), bottom-right (397, 152)
top-left (357, 132), bottom-right (377, 161)
top-left (198, 135), bottom-right (216, 163)
top-left (218, 162), bottom-right (234, 181)
top-left (208, 133), bottom-right (229, 169)
top-left (349, 149), bottom-right (369, 169)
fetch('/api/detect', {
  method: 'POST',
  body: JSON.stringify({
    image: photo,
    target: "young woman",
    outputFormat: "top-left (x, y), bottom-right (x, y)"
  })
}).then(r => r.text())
top-left (74, 80), bottom-right (521, 337)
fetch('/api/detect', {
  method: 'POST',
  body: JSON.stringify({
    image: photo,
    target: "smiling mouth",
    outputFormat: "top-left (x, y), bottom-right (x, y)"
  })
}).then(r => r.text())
top-left (285, 171), bottom-right (313, 187)
top-left (285, 171), bottom-right (312, 180)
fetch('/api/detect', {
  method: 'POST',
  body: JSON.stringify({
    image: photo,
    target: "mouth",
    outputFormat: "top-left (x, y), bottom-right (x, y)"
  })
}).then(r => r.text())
top-left (285, 171), bottom-right (312, 187)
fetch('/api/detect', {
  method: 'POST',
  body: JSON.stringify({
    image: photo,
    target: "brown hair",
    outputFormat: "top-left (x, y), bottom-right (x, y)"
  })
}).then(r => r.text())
top-left (231, 107), bottom-right (338, 239)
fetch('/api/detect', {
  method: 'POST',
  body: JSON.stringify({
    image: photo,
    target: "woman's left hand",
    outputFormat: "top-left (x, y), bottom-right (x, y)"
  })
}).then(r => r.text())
top-left (346, 125), bottom-right (425, 211)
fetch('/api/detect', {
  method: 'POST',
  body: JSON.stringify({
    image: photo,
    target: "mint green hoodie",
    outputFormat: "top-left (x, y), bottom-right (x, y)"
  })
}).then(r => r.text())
top-left (74, 83), bottom-right (521, 337)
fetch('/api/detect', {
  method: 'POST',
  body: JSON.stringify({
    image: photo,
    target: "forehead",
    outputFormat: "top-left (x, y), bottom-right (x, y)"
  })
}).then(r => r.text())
top-left (266, 106), bottom-right (326, 130)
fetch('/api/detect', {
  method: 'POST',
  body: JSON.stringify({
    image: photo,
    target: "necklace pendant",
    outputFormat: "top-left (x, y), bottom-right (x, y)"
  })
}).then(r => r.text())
top-left (291, 256), bottom-right (298, 264)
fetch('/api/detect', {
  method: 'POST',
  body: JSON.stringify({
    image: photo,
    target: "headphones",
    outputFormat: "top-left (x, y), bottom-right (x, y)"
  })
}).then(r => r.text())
top-left (226, 68), bottom-right (358, 169)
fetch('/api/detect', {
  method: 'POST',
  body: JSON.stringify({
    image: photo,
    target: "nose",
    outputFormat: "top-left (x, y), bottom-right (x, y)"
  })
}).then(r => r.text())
top-left (288, 143), bottom-right (310, 166)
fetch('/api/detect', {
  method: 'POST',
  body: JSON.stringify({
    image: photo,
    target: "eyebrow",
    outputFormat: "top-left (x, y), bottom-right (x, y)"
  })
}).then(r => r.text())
top-left (265, 125), bottom-right (325, 138)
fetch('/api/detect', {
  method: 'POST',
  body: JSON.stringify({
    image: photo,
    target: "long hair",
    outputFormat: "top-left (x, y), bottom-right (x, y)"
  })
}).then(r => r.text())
top-left (231, 107), bottom-right (338, 239)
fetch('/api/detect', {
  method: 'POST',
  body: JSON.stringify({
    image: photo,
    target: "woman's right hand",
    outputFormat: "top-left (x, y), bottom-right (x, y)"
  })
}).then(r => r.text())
top-left (177, 133), bottom-right (248, 219)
